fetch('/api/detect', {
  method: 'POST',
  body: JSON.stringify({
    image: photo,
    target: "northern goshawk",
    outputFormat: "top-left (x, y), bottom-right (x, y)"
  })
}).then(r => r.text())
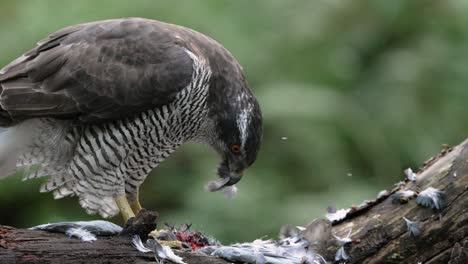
top-left (0, 18), bottom-right (262, 221)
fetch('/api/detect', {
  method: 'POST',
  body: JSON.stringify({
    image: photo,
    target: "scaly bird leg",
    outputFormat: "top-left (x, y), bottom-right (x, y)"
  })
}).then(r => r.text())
top-left (127, 191), bottom-right (143, 214)
top-left (125, 191), bottom-right (183, 248)
top-left (114, 195), bottom-right (135, 222)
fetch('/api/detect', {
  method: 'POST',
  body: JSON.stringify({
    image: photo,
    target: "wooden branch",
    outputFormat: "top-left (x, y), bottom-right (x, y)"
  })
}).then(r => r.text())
top-left (0, 139), bottom-right (467, 264)
top-left (302, 139), bottom-right (468, 263)
top-left (0, 225), bottom-right (229, 264)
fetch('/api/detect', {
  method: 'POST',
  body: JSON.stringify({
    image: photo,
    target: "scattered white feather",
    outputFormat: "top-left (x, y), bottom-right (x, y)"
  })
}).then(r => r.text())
top-left (30, 220), bottom-right (122, 238)
top-left (394, 181), bottom-right (406, 188)
top-left (357, 200), bottom-right (372, 210)
top-left (398, 190), bottom-right (416, 198)
top-left (404, 168), bottom-right (417, 181)
top-left (333, 229), bottom-right (352, 245)
top-left (209, 246), bottom-right (263, 263)
top-left (65, 228), bottom-right (96, 242)
top-left (416, 187), bottom-right (445, 210)
top-left (204, 177), bottom-right (230, 192)
top-left (132, 235), bottom-right (186, 264)
top-left (326, 208), bottom-right (350, 223)
top-left (79, 220), bottom-right (123, 234)
top-left (377, 190), bottom-right (389, 199)
top-left (223, 185), bottom-right (238, 199)
top-left (335, 246), bottom-right (349, 262)
top-left (132, 235), bottom-right (152, 253)
top-left (200, 237), bottom-right (326, 264)
top-left (281, 137), bottom-right (288, 140)
top-left (333, 229), bottom-right (352, 263)
top-left (205, 177), bottom-right (238, 199)
top-left (392, 190), bottom-right (417, 204)
top-left (147, 239), bottom-right (187, 264)
top-left (295, 226), bottom-right (306, 231)
top-left (402, 217), bottom-right (421, 237)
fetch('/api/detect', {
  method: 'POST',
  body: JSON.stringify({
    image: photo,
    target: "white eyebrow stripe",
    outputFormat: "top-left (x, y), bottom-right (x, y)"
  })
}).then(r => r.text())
top-left (237, 101), bottom-right (253, 147)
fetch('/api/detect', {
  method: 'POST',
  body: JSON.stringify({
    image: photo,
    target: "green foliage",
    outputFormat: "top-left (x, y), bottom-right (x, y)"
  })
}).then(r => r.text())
top-left (0, 0), bottom-right (466, 243)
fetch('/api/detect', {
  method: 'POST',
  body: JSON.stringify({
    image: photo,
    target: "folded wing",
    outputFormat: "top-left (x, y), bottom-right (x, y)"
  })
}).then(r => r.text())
top-left (0, 18), bottom-right (194, 126)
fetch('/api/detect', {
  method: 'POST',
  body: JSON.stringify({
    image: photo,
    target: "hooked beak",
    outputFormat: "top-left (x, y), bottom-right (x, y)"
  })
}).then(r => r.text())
top-left (226, 171), bottom-right (243, 186)
top-left (217, 158), bottom-right (244, 187)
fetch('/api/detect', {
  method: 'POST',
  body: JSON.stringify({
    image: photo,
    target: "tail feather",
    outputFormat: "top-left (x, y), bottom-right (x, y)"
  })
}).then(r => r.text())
top-left (0, 121), bottom-right (37, 178)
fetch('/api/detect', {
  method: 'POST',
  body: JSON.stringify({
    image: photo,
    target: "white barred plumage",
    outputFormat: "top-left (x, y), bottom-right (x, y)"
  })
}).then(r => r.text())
top-left (10, 49), bottom-right (212, 217)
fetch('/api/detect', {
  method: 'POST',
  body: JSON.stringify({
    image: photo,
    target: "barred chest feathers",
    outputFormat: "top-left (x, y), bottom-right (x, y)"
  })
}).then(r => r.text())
top-left (18, 49), bottom-right (213, 217)
top-left (0, 18), bottom-right (263, 221)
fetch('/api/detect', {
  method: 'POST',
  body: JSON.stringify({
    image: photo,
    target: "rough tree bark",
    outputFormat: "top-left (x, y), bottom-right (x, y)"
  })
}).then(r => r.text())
top-left (302, 138), bottom-right (468, 264)
top-left (0, 139), bottom-right (467, 264)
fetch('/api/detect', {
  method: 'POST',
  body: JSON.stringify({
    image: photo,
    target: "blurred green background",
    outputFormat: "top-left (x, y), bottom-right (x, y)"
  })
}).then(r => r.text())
top-left (0, 0), bottom-right (466, 243)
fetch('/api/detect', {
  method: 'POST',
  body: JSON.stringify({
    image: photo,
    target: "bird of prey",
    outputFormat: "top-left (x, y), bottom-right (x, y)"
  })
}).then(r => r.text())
top-left (0, 18), bottom-right (262, 221)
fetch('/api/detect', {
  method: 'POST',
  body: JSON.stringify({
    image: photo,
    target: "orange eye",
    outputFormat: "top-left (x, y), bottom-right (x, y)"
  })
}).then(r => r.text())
top-left (231, 144), bottom-right (241, 154)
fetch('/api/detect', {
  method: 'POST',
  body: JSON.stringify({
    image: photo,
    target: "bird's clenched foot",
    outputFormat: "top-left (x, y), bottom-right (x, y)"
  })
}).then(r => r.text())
top-left (116, 193), bottom-right (187, 249)
top-left (149, 229), bottom-right (189, 249)
top-left (120, 209), bottom-right (158, 240)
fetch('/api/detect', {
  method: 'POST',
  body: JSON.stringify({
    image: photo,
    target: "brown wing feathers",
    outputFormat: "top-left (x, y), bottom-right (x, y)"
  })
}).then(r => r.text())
top-left (0, 25), bottom-right (82, 126)
top-left (0, 18), bottom-right (194, 126)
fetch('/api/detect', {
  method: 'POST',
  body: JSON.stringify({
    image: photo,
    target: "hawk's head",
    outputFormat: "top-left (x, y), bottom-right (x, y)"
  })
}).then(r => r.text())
top-left (207, 76), bottom-right (263, 189)
top-left (186, 38), bottom-right (263, 192)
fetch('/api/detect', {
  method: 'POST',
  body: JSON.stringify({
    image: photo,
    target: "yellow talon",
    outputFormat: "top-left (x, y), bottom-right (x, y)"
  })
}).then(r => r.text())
top-left (114, 195), bottom-right (135, 222)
